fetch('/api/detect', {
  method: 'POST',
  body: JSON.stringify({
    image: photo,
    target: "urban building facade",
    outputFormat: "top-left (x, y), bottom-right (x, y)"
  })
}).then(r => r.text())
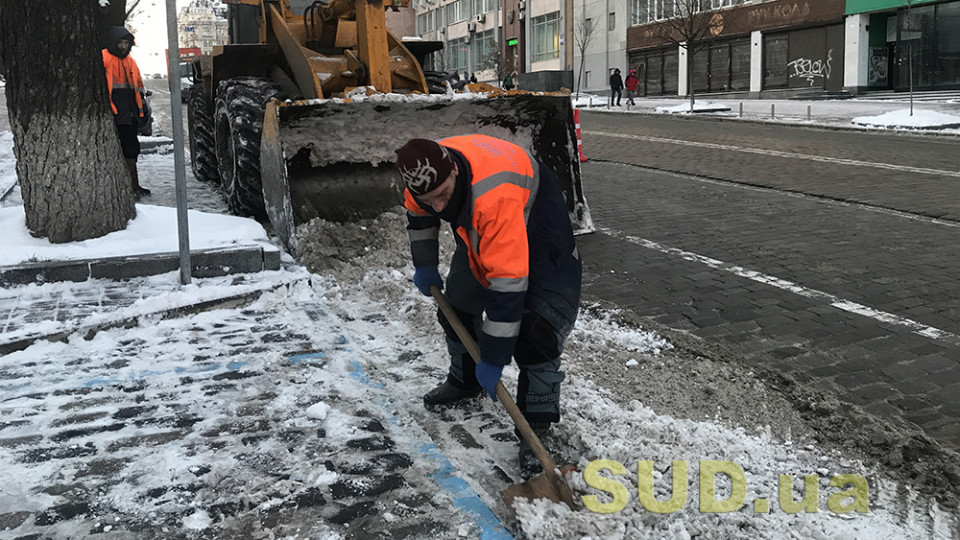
top-left (404, 0), bottom-right (959, 96)
top-left (412, 0), bottom-right (577, 87)
top-left (178, 0), bottom-right (229, 54)
top-left (844, 0), bottom-right (960, 92)
top-left (626, 0), bottom-right (848, 98)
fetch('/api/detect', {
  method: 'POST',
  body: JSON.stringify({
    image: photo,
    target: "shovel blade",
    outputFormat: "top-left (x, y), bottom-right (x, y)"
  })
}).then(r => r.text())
top-left (502, 469), bottom-right (577, 512)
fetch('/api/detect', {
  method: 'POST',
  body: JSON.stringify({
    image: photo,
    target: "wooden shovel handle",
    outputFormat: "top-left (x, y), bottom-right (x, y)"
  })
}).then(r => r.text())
top-left (430, 286), bottom-right (561, 477)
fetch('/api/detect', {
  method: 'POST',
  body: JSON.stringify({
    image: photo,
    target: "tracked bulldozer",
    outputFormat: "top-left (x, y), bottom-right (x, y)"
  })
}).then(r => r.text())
top-left (187, 0), bottom-right (592, 254)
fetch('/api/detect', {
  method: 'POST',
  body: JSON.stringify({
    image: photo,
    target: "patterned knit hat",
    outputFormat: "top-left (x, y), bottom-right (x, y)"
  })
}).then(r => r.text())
top-left (395, 139), bottom-right (454, 196)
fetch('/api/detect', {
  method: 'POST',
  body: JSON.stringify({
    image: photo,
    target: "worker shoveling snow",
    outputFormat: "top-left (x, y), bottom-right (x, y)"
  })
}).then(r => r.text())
top-left (293, 211), bottom-right (957, 539)
top-left (0, 208), bottom-right (954, 538)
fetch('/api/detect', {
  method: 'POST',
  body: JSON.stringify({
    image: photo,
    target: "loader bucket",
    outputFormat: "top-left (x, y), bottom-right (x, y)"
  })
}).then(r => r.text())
top-left (260, 93), bottom-right (593, 254)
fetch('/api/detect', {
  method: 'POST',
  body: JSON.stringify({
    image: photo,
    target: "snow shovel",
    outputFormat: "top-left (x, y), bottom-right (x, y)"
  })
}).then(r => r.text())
top-left (430, 286), bottom-right (577, 511)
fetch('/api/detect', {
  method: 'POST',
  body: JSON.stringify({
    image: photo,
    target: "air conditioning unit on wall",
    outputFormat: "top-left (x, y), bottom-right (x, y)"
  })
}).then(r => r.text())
top-left (476, 13), bottom-right (485, 23)
top-left (467, 21), bottom-right (476, 32)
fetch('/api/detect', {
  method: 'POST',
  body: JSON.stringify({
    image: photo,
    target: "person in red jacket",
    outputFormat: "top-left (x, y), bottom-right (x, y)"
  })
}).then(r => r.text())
top-left (624, 68), bottom-right (640, 106)
top-left (396, 136), bottom-right (582, 478)
top-left (102, 26), bottom-right (151, 199)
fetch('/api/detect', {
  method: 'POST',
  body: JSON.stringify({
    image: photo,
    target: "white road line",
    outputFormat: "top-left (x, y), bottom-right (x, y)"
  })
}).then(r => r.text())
top-left (583, 130), bottom-right (960, 178)
top-left (598, 226), bottom-right (960, 345)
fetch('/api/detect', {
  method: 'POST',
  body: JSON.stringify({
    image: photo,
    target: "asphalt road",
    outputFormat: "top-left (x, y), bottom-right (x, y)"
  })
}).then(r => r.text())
top-left (576, 111), bottom-right (960, 455)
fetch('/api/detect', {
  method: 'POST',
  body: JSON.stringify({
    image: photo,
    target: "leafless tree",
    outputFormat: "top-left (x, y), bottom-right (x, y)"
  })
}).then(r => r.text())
top-left (651, 0), bottom-right (728, 112)
top-left (574, 14), bottom-right (599, 98)
top-left (125, 0), bottom-right (142, 19)
top-left (432, 46), bottom-right (450, 73)
top-left (481, 37), bottom-right (506, 85)
top-left (0, 0), bottom-right (136, 242)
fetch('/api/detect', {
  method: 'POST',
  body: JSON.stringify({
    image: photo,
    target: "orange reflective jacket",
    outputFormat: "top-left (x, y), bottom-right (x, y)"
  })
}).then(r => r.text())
top-left (405, 134), bottom-right (539, 290)
top-left (404, 135), bottom-right (542, 364)
top-left (102, 49), bottom-right (144, 117)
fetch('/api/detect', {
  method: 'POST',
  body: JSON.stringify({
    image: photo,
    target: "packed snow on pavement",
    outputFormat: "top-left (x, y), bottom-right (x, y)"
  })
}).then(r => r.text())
top-left (1, 208), bottom-right (956, 538)
top-left (0, 204), bottom-right (271, 267)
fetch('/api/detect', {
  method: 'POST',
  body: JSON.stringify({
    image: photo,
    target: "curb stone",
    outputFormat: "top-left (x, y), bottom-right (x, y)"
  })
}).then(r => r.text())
top-left (0, 244), bottom-right (282, 286)
top-left (582, 108), bottom-right (960, 139)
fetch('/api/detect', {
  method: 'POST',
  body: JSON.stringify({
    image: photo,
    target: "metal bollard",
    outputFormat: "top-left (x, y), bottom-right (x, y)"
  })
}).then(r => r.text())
top-left (771, 104), bottom-right (776, 119)
top-left (739, 102), bottom-right (743, 117)
top-left (807, 105), bottom-right (811, 121)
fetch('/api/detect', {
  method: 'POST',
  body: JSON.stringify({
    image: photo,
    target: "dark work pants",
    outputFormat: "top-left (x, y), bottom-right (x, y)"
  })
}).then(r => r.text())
top-left (115, 122), bottom-right (140, 159)
top-left (438, 242), bottom-right (576, 424)
top-left (610, 89), bottom-right (622, 106)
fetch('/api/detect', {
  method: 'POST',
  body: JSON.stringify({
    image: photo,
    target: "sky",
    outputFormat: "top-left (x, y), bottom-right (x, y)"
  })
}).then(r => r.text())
top-left (125, 0), bottom-right (198, 76)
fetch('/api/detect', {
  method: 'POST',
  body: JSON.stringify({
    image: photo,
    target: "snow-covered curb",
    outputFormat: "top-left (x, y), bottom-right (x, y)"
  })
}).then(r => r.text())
top-left (852, 108), bottom-right (960, 129)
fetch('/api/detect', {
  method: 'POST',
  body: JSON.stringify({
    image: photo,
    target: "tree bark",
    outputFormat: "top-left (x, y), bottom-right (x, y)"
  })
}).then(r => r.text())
top-left (0, 0), bottom-right (136, 243)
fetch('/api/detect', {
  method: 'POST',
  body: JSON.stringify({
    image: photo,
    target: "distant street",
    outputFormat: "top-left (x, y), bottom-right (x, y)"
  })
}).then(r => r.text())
top-left (577, 111), bottom-right (960, 450)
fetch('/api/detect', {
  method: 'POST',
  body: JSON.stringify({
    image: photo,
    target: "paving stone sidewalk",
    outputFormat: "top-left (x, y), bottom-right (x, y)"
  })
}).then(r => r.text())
top-left (0, 286), bottom-right (490, 539)
top-left (0, 272), bottom-right (298, 355)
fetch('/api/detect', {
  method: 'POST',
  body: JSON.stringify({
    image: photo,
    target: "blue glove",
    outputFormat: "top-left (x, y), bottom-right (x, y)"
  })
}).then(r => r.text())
top-left (475, 361), bottom-right (503, 402)
top-left (413, 266), bottom-right (443, 296)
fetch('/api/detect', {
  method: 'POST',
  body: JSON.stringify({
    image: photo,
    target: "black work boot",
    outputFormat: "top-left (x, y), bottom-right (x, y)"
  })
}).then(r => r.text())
top-left (423, 376), bottom-right (482, 410)
top-left (518, 423), bottom-right (551, 479)
top-left (126, 158), bottom-right (150, 199)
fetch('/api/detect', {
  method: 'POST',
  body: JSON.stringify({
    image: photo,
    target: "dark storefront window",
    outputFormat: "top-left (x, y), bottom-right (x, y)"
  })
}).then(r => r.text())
top-left (897, 2), bottom-right (960, 90)
top-left (764, 33), bottom-right (788, 88)
top-left (686, 39), bottom-right (748, 93)
top-left (935, 2), bottom-right (960, 88)
top-left (692, 49), bottom-right (709, 92)
top-left (710, 44), bottom-right (731, 92)
top-left (663, 50), bottom-right (679, 93)
top-left (628, 48), bottom-right (678, 96)
top-left (647, 54), bottom-right (663, 94)
top-left (730, 41), bottom-right (750, 90)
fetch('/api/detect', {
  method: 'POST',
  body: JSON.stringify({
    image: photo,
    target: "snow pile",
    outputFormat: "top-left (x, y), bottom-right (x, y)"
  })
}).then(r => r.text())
top-left (0, 204), bottom-right (271, 266)
top-left (852, 108), bottom-right (960, 129)
top-left (655, 101), bottom-right (732, 114)
top-left (512, 376), bottom-right (955, 539)
top-left (571, 93), bottom-right (606, 108)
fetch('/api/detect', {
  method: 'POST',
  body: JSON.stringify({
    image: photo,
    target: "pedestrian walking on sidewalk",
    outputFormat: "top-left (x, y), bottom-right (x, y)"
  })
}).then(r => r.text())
top-left (609, 68), bottom-right (623, 107)
top-left (395, 135), bottom-right (582, 479)
top-left (624, 69), bottom-right (639, 106)
top-left (102, 26), bottom-right (151, 200)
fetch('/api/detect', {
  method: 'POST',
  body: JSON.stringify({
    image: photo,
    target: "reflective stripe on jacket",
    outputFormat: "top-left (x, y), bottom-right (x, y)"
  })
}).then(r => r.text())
top-left (102, 49), bottom-right (144, 118)
top-left (405, 134), bottom-right (542, 365)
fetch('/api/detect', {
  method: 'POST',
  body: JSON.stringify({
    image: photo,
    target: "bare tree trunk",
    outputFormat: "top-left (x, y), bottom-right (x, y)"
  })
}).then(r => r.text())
top-left (0, 0), bottom-right (135, 243)
top-left (688, 48), bottom-right (696, 112)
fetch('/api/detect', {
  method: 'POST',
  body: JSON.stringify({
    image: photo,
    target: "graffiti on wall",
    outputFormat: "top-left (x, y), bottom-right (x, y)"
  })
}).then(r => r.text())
top-left (787, 49), bottom-right (833, 86)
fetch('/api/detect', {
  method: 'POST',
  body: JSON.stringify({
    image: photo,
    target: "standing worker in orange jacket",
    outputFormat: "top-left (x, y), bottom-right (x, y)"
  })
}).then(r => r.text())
top-left (102, 26), bottom-right (151, 199)
top-left (395, 135), bottom-right (582, 478)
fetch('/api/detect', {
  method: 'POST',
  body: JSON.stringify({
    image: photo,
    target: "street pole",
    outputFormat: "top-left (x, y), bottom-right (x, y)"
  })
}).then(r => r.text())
top-left (165, 0), bottom-right (191, 285)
